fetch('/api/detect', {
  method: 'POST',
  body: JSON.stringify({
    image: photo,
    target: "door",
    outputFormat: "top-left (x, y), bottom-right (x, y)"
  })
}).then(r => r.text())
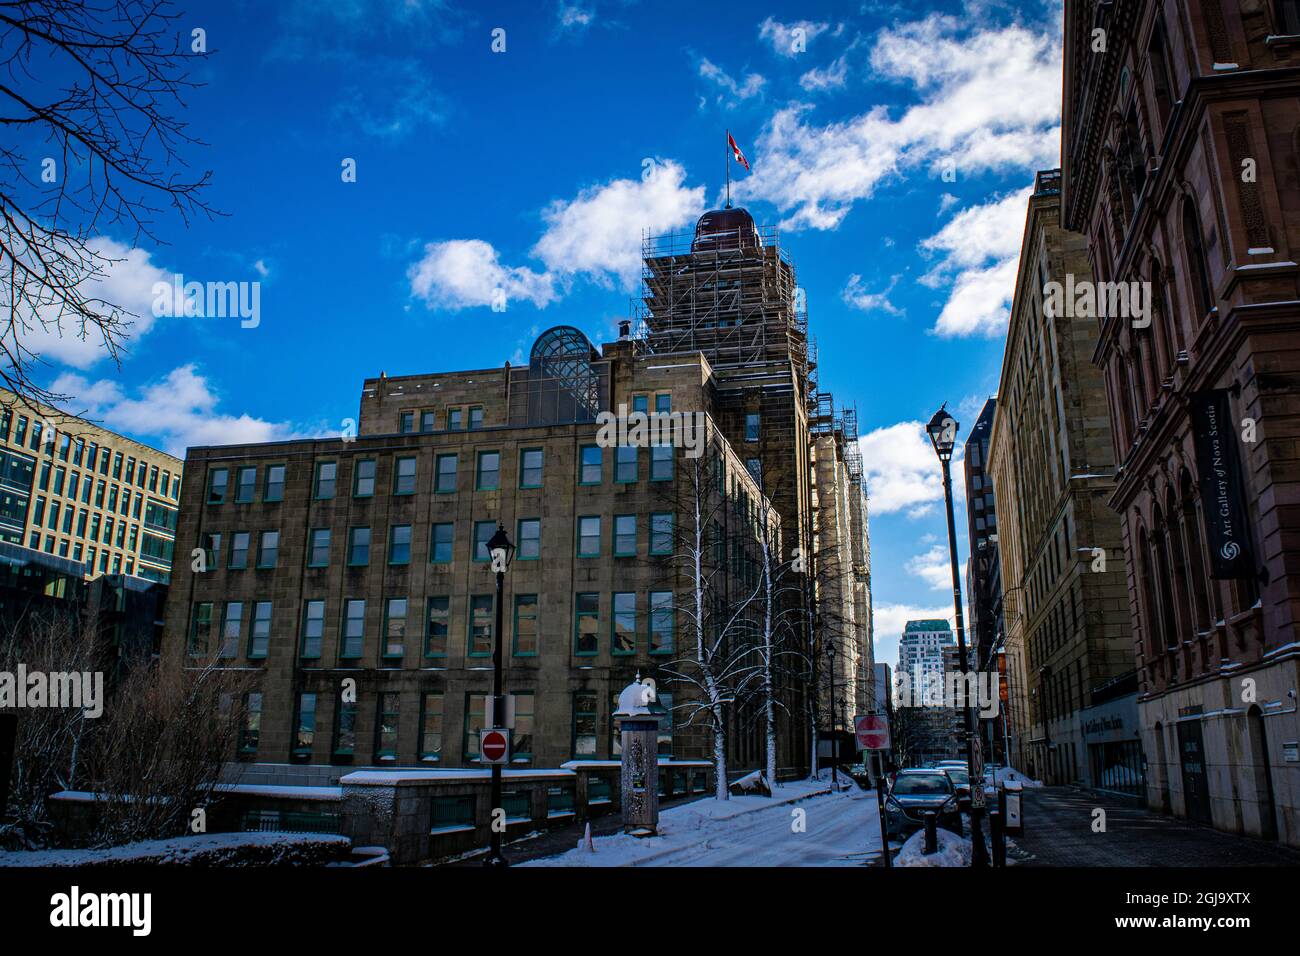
top-left (1176, 720), bottom-right (1212, 825)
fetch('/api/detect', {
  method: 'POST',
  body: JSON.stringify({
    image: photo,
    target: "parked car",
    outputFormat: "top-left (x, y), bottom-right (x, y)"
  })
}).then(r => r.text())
top-left (846, 763), bottom-right (872, 789)
top-left (884, 770), bottom-right (961, 841)
top-left (941, 767), bottom-right (972, 811)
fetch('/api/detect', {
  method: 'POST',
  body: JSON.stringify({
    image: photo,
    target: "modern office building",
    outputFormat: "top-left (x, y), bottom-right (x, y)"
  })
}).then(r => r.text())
top-left (162, 206), bottom-right (873, 782)
top-left (0, 389), bottom-right (183, 583)
top-left (1063, 0), bottom-right (1300, 843)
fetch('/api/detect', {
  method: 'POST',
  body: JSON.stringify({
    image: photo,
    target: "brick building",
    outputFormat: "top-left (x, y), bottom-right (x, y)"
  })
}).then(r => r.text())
top-left (988, 170), bottom-right (1135, 788)
top-left (1062, 0), bottom-right (1300, 843)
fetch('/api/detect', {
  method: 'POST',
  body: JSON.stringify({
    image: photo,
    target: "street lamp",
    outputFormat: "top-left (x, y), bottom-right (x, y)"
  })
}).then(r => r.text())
top-left (926, 405), bottom-right (989, 868)
top-left (484, 522), bottom-right (515, 868)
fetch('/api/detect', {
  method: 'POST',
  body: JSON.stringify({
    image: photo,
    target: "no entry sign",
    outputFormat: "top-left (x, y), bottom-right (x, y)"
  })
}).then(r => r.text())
top-left (854, 714), bottom-right (890, 751)
top-left (480, 728), bottom-right (510, 765)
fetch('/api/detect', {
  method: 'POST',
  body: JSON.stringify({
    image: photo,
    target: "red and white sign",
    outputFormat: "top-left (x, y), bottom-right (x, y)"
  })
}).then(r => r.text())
top-left (854, 715), bottom-right (890, 751)
top-left (480, 728), bottom-right (510, 764)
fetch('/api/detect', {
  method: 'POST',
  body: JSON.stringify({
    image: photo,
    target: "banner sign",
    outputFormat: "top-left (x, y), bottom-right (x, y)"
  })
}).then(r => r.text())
top-left (1190, 389), bottom-right (1255, 579)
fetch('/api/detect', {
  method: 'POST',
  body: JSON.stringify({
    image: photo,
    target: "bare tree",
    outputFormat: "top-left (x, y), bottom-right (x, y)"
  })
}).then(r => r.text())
top-left (0, 0), bottom-right (215, 405)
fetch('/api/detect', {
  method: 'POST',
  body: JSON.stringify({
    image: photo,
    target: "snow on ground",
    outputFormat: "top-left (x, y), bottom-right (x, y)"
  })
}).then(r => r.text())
top-left (525, 778), bottom-right (883, 867)
top-left (0, 832), bottom-right (350, 867)
top-left (985, 766), bottom-right (1043, 788)
top-left (895, 827), bottom-right (972, 867)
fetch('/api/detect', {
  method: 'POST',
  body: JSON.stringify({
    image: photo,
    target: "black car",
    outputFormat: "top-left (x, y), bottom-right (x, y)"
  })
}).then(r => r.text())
top-left (884, 770), bottom-right (961, 841)
top-left (941, 767), bottom-right (972, 811)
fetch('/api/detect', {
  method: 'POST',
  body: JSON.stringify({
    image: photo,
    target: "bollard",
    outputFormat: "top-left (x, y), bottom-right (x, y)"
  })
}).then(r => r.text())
top-left (924, 811), bottom-right (938, 854)
top-left (990, 809), bottom-right (1006, 867)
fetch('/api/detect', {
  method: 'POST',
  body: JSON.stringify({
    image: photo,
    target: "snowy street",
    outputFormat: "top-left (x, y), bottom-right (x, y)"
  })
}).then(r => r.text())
top-left (526, 780), bottom-right (885, 868)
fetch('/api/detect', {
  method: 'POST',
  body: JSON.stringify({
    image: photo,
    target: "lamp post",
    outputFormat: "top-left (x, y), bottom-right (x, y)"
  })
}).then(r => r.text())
top-left (826, 641), bottom-right (838, 786)
top-left (484, 522), bottom-right (515, 868)
top-left (926, 405), bottom-right (989, 868)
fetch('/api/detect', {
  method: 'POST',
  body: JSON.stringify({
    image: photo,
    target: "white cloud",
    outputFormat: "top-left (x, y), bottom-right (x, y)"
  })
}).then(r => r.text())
top-left (873, 603), bottom-right (953, 671)
top-left (758, 17), bottom-right (831, 56)
top-left (697, 58), bottom-right (766, 104)
top-left (736, 15), bottom-right (1060, 230)
top-left (857, 420), bottom-right (963, 516)
top-left (557, 3), bottom-right (593, 31)
top-left (799, 55), bottom-right (848, 91)
top-left (842, 274), bottom-right (903, 316)
top-left (919, 187), bottom-right (1030, 337)
top-left (408, 239), bottom-right (557, 311)
top-left (52, 365), bottom-right (323, 457)
top-left (906, 544), bottom-right (966, 591)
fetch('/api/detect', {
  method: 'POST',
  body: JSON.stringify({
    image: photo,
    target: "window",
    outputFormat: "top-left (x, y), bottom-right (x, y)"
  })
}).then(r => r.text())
top-left (388, 524), bottom-right (412, 564)
top-left (240, 693), bottom-right (263, 753)
top-left (353, 459), bottom-right (376, 497)
top-left (612, 592), bottom-right (636, 655)
top-left (294, 693), bottom-right (317, 757)
top-left (1279, 0), bottom-right (1300, 35)
top-left (257, 530), bottom-right (279, 568)
top-left (341, 599), bottom-right (366, 658)
top-left (632, 394), bottom-right (648, 413)
top-left (264, 464), bottom-right (285, 502)
top-left (420, 410), bottom-right (436, 432)
top-left (207, 468), bottom-right (229, 504)
top-left (650, 512), bottom-right (673, 554)
top-left (579, 445), bottom-right (602, 484)
top-left (473, 521), bottom-right (495, 561)
top-left (463, 693), bottom-right (487, 759)
top-left (468, 406), bottom-right (483, 430)
top-left (614, 514), bottom-right (636, 556)
top-left (430, 522), bottom-right (454, 563)
top-left (249, 602), bottom-right (272, 658)
top-left (300, 600), bottom-right (325, 658)
top-left (519, 448), bottom-right (543, 488)
top-left (655, 393), bottom-right (671, 414)
top-left (514, 594), bottom-right (538, 656)
top-left (308, 528), bottom-right (330, 567)
top-left (229, 532), bottom-right (250, 570)
top-left (574, 592), bottom-right (598, 656)
top-left (393, 456), bottom-right (416, 495)
top-left (314, 462), bottom-right (337, 499)
top-left (468, 594), bottom-right (493, 656)
top-left (1182, 197), bottom-right (1214, 319)
top-left (517, 518), bottom-right (540, 560)
top-left (657, 692), bottom-right (674, 756)
top-left (476, 451), bottom-right (500, 490)
top-left (615, 446), bottom-right (637, 482)
top-left (745, 458), bottom-right (762, 487)
top-left (435, 454), bottom-right (458, 493)
top-left (448, 408), bottom-right (464, 431)
top-left (399, 411), bottom-right (415, 434)
top-left (236, 466), bottom-right (257, 503)
top-left (512, 692), bottom-right (535, 761)
top-left (419, 693), bottom-right (444, 761)
top-left (573, 692), bottom-right (598, 757)
top-left (425, 596), bottom-right (450, 657)
top-left (384, 598), bottom-right (407, 659)
top-left (650, 591), bottom-right (674, 654)
top-left (577, 516), bottom-right (600, 557)
top-left (220, 602), bottom-right (242, 658)
top-left (348, 526), bottom-right (370, 565)
top-left (650, 444), bottom-right (673, 481)
top-left (334, 700), bottom-right (357, 756)
top-left (745, 413), bottom-right (761, 442)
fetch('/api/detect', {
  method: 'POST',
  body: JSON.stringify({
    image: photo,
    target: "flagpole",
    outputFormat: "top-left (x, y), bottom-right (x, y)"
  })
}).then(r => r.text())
top-left (725, 128), bottom-right (731, 208)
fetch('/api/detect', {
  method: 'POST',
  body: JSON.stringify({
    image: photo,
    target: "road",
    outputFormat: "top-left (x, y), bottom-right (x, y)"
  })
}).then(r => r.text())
top-left (1012, 787), bottom-right (1300, 866)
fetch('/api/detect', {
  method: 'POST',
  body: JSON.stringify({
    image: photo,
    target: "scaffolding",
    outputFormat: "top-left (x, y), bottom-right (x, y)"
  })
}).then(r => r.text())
top-left (636, 220), bottom-right (808, 372)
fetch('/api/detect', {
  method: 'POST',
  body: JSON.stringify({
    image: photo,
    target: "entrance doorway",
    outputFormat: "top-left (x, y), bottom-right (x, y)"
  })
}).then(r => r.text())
top-left (1176, 719), bottom-right (1212, 825)
top-left (1247, 706), bottom-right (1278, 841)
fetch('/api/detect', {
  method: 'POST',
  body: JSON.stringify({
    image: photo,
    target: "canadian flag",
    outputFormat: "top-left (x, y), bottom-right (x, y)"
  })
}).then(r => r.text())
top-left (728, 132), bottom-right (750, 171)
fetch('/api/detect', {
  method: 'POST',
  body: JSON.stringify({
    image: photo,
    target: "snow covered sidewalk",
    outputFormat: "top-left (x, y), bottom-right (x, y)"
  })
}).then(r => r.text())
top-left (525, 778), bottom-right (883, 867)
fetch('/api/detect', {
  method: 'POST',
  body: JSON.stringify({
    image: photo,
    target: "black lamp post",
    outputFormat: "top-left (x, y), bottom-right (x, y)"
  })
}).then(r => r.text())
top-left (484, 522), bottom-right (515, 868)
top-left (925, 405), bottom-right (989, 868)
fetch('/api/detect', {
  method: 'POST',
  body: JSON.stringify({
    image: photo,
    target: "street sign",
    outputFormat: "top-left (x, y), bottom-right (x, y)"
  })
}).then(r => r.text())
top-left (854, 714), bottom-right (890, 751)
top-left (480, 728), bottom-right (510, 765)
top-left (485, 694), bottom-right (516, 730)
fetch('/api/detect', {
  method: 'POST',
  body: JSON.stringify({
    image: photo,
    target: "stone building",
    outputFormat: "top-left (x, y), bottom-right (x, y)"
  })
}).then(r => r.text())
top-left (1062, 0), bottom-right (1300, 844)
top-left (161, 207), bottom-right (873, 783)
top-left (988, 169), bottom-right (1135, 788)
top-left (0, 388), bottom-right (182, 583)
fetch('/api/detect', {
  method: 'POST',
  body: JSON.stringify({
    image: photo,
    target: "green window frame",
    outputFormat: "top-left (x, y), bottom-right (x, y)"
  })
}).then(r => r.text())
top-left (425, 596), bottom-right (449, 657)
top-left (650, 444), bottom-right (673, 481)
top-left (375, 692), bottom-right (400, 760)
top-left (264, 464), bottom-right (286, 502)
top-left (235, 466), bottom-right (257, 503)
top-left (341, 599), bottom-right (366, 659)
top-left (614, 514), bottom-right (637, 556)
top-left (463, 693), bottom-right (487, 760)
top-left (650, 512), bottom-right (673, 554)
top-left (383, 597), bottom-right (407, 660)
top-left (574, 592), bottom-right (598, 656)
top-left (308, 528), bottom-right (330, 567)
top-left (448, 407), bottom-right (464, 431)
top-left (572, 691), bottom-right (598, 758)
top-left (399, 411), bottom-right (415, 434)
top-left (519, 448), bottom-right (543, 488)
top-left (517, 518), bottom-right (540, 560)
top-left (468, 594), bottom-right (493, 656)
top-left (419, 693), bottom-right (444, 761)
top-left (430, 522), bottom-right (454, 563)
top-left (469, 406), bottom-right (484, 429)
top-left (475, 451), bottom-right (500, 491)
top-left (472, 521), bottom-right (495, 562)
top-left (348, 526), bottom-right (370, 566)
top-left (293, 693), bottom-right (317, 757)
top-left (388, 524), bottom-right (412, 565)
top-left (314, 461), bottom-right (337, 499)
top-left (579, 445), bottom-right (601, 485)
top-left (240, 692), bottom-right (262, 754)
top-left (249, 601), bottom-right (272, 658)
top-left (353, 459), bottom-right (376, 497)
top-left (612, 592), bottom-right (636, 655)
top-left (513, 594), bottom-right (538, 656)
top-left (300, 600), bottom-right (325, 658)
top-left (228, 531), bottom-right (250, 570)
top-left (393, 456), bottom-right (417, 495)
top-left (577, 515), bottom-right (600, 557)
top-left (207, 468), bottom-right (228, 504)
top-left (257, 530), bottom-right (279, 568)
top-left (420, 410), bottom-right (436, 432)
top-left (615, 446), bottom-right (637, 483)
top-left (219, 601), bottom-right (242, 658)
top-left (435, 454), bottom-right (458, 493)
top-left (512, 691), bottom-right (535, 761)
top-left (334, 699), bottom-right (357, 756)
top-left (631, 394), bottom-right (648, 413)
top-left (650, 591), bottom-right (674, 655)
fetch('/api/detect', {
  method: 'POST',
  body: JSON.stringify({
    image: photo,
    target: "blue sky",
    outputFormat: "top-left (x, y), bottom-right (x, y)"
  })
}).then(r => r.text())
top-left (28, 0), bottom-right (1065, 670)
